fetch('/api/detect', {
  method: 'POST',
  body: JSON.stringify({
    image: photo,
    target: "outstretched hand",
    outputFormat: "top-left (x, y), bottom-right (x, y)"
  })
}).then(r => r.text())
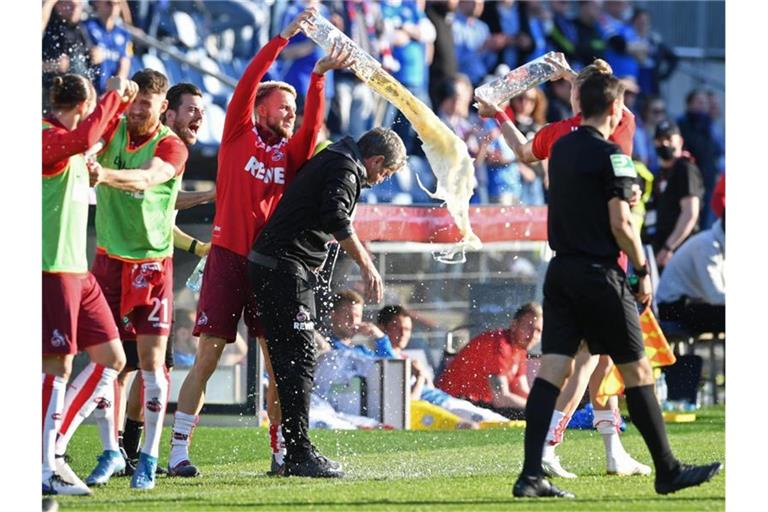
top-left (107, 77), bottom-right (139, 103)
top-left (314, 40), bottom-right (357, 74)
top-left (474, 96), bottom-right (503, 118)
top-left (544, 52), bottom-right (576, 83)
top-left (281, 6), bottom-right (317, 40)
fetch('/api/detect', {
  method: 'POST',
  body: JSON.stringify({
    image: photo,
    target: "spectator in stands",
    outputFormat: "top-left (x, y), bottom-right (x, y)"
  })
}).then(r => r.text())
top-left (597, 0), bottom-right (640, 81)
top-left (481, 116), bottom-right (520, 205)
top-left (638, 95), bottom-right (667, 174)
top-left (43, 0), bottom-right (92, 112)
top-left (426, 0), bottom-right (459, 108)
top-left (572, 0), bottom-right (606, 70)
top-left (627, 8), bottom-right (678, 97)
top-left (519, 1), bottom-right (551, 63)
top-left (435, 302), bottom-right (543, 419)
top-left (280, 0), bottom-right (334, 113)
top-left (509, 88), bottom-right (547, 205)
top-left (451, 0), bottom-right (494, 87)
top-left (377, 305), bottom-right (511, 426)
top-left (327, 0), bottom-right (382, 139)
top-left (677, 89), bottom-right (721, 229)
top-left (657, 212), bottom-right (725, 334)
top-left (381, 0), bottom-right (436, 153)
top-left (547, 0), bottom-right (579, 67)
top-left (83, 0), bottom-right (133, 95)
top-left (650, 121), bottom-right (705, 272)
top-left (480, 0), bottom-right (527, 71)
top-left (328, 290), bottom-right (397, 358)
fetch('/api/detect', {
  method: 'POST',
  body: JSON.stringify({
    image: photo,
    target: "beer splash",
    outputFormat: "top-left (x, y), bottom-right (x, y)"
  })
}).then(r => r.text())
top-left (302, 13), bottom-right (482, 263)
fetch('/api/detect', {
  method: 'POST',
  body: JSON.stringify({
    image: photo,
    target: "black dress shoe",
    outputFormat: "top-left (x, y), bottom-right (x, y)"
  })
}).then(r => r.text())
top-left (284, 451), bottom-right (344, 478)
top-left (513, 474), bottom-right (575, 498)
top-left (655, 462), bottom-right (722, 495)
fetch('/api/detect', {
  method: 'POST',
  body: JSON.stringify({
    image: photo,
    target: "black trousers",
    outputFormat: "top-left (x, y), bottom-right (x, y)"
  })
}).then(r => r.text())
top-left (248, 264), bottom-right (317, 462)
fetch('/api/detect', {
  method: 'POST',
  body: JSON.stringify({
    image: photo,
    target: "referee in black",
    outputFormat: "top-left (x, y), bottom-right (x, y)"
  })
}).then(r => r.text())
top-left (248, 127), bottom-right (407, 477)
top-left (513, 72), bottom-right (721, 498)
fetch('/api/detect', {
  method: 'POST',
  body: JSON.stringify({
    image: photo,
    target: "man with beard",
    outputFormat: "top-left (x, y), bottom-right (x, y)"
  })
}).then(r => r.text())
top-left (169, 6), bottom-right (356, 479)
top-left (109, 82), bottom-right (215, 480)
top-left (87, 68), bottom-right (188, 490)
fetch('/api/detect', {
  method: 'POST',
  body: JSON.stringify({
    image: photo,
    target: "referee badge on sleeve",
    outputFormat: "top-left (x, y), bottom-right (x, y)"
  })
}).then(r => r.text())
top-left (610, 154), bottom-right (637, 178)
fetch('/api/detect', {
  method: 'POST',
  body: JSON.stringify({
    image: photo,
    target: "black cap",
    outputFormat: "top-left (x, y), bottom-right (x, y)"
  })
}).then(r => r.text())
top-left (654, 120), bottom-right (680, 139)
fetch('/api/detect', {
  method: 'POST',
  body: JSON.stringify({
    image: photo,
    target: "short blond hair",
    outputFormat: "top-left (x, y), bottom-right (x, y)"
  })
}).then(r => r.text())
top-left (254, 80), bottom-right (297, 107)
top-left (575, 59), bottom-right (613, 86)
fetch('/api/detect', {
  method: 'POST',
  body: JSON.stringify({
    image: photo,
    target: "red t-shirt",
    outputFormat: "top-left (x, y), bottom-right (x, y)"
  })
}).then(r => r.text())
top-left (532, 109), bottom-right (635, 271)
top-left (531, 108), bottom-right (636, 161)
top-left (210, 35), bottom-right (326, 257)
top-left (435, 329), bottom-right (528, 404)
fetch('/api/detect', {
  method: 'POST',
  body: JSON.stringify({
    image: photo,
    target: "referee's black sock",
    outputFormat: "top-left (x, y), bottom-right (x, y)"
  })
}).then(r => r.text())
top-left (521, 378), bottom-right (561, 477)
top-left (123, 417), bottom-right (144, 460)
top-left (624, 385), bottom-right (679, 479)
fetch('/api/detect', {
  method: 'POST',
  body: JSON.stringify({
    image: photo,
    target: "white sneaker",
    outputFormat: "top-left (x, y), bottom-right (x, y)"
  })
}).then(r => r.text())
top-left (54, 456), bottom-right (92, 494)
top-left (43, 473), bottom-right (91, 496)
top-left (607, 454), bottom-right (652, 476)
top-left (541, 454), bottom-right (578, 479)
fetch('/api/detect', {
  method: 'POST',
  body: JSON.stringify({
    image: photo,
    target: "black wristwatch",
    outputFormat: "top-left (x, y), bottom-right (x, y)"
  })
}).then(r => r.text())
top-left (188, 239), bottom-right (198, 255)
top-left (635, 262), bottom-right (650, 278)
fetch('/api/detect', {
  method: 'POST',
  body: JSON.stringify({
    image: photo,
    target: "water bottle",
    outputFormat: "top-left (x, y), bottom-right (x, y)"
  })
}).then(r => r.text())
top-left (655, 371), bottom-right (668, 406)
top-left (186, 255), bottom-right (207, 292)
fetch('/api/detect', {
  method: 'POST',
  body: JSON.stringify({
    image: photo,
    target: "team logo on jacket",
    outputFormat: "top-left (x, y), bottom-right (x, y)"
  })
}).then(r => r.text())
top-left (197, 311), bottom-right (208, 326)
top-left (271, 150), bottom-right (284, 162)
top-left (50, 329), bottom-right (66, 347)
top-left (293, 306), bottom-right (314, 331)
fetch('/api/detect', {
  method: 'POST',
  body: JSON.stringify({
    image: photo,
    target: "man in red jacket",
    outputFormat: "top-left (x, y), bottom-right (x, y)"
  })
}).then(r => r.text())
top-left (169, 7), bottom-right (355, 478)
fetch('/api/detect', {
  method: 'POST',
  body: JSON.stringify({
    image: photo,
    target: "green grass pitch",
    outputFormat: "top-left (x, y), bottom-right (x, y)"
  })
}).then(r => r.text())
top-left (53, 406), bottom-right (725, 511)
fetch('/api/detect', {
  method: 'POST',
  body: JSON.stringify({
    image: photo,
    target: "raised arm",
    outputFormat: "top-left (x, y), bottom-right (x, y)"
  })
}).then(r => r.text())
top-left (475, 97), bottom-right (539, 164)
top-left (286, 41), bottom-right (356, 175)
top-left (42, 87), bottom-right (132, 169)
top-left (222, 8), bottom-right (317, 143)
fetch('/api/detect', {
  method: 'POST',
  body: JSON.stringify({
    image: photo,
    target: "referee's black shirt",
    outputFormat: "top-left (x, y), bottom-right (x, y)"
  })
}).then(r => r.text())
top-left (251, 136), bottom-right (366, 274)
top-left (547, 125), bottom-right (637, 260)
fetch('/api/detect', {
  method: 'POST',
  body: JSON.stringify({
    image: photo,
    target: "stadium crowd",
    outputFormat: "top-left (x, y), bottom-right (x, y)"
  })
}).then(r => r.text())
top-left (41, 0), bottom-right (725, 499)
top-left (43, 0), bottom-right (723, 221)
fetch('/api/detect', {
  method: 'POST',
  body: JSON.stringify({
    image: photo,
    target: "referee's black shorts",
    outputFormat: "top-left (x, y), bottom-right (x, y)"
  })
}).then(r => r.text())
top-left (541, 255), bottom-right (645, 365)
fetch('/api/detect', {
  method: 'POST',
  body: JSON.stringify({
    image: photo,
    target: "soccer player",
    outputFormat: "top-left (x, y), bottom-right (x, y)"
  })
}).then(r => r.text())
top-left (42, 74), bottom-right (135, 495)
top-left (476, 57), bottom-right (650, 479)
top-left (87, 68), bottom-right (189, 490)
top-left (168, 7), bottom-right (355, 477)
top-left (511, 71), bottom-right (720, 498)
top-left (113, 82), bottom-right (213, 477)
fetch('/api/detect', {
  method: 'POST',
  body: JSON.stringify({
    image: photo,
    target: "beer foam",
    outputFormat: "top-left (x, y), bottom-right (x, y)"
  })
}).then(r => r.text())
top-left (303, 14), bottom-right (482, 262)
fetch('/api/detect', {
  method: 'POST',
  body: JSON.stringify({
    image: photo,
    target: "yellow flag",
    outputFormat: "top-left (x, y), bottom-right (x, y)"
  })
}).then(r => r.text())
top-left (594, 307), bottom-right (677, 406)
